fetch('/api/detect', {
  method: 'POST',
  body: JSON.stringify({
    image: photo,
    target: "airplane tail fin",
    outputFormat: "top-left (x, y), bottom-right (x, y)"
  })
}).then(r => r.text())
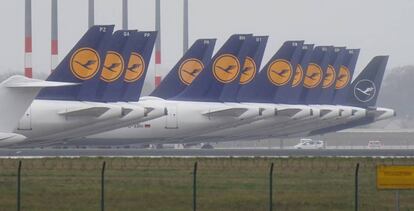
top-left (332, 49), bottom-right (360, 105)
top-left (150, 39), bottom-right (216, 99)
top-left (36, 25), bottom-right (114, 101)
top-left (346, 56), bottom-right (389, 108)
top-left (300, 46), bottom-right (333, 104)
top-left (175, 34), bottom-right (252, 102)
top-left (79, 30), bottom-right (134, 102)
top-left (287, 44), bottom-right (314, 104)
top-left (0, 75), bottom-right (77, 133)
top-left (318, 47), bottom-right (346, 104)
top-left (237, 41), bottom-right (303, 103)
top-left (272, 41), bottom-right (306, 103)
top-left (120, 31), bottom-right (158, 102)
top-left (219, 35), bottom-right (268, 102)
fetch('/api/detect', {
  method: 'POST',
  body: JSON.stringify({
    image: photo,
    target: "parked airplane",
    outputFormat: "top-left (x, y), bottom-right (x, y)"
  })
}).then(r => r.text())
top-left (48, 30), bottom-right (166, 141)
top-left (308, 55), bottom-right (394, 136)
top-left (12, 26), bottom-right (164, 144)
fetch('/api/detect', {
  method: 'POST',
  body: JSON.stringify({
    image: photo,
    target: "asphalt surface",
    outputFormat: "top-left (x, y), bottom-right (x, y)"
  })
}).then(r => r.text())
top-left (1, 148), bottom-right (414, 157)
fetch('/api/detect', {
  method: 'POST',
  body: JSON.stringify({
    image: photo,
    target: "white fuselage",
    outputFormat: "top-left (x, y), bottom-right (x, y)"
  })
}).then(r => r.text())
top-left (274, 105), bottom-right (367, 138)
top-left (12, 97), bottom-right (167, 145)
top-left (14, 99), bottom-right (125, 141)
top-left (89, 98), bottom-right (266, 143)
top-left (88, 102), bottom-right (314, 144)
top-left (187, 104), bottom-right (313, 143)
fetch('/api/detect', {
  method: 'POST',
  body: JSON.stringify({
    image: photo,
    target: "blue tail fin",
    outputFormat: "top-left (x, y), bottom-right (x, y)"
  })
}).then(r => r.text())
top-left (150, 39), bottom-right (216, 99)
top-left (219, 36), bottom-right (268, 102)
top-left (175, 34), bottom-right (252, 102)
top-left (237, 41), bottom-right (303, 103)
top-left (287, 44), bottom-right (314, 104)
top-left (76, 30), bottom-right (135, 102)
top-left (318, 47), bottom-right (346, 104)
top-left (272, 41), bottom-right (306, 103)
top-left (120, 31), bottom-right (158, 102)
top-left (37, 25), bottom-right (114, 101)
top-left (332, 49), bottom-right (360, 105)
top-left (300, 46), bottom-right (333, 104)
top-left (346, 56), bottom-right (389, 108)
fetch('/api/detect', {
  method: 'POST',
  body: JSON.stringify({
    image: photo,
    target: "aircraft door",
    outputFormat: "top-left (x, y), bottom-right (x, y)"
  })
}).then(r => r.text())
top-left (17, 107), bottom-right (32, 130)
top-left (165, 104), bottom-right (178, 129)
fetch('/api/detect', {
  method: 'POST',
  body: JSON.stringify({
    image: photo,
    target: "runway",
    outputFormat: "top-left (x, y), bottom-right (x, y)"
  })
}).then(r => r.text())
top-left (0, 148), bottom-right (414, 158)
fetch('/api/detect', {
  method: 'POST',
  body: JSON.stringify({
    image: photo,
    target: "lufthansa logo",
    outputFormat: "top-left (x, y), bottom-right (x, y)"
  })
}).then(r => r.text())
top-left (239, 57), bottom-right (256, 85)
top-left (303, 63), bottom-right (323, 89)
top-left (335, 65), bottom-right (351, 89)
top-left (179, 58), bottom-right (204, 85)
top-left (267, 59), bottom-right (293, 86)
top-left (124, 52), bottom-right (145, 83)
top-left (292, 64), bottom-right (304, 87)
top-left (70, 48), bottom-right (100, 80)
top-left (100, 51), bottom-right (125, 83)
top-left (354, 79), bottom-right (376, 102)
top-left (322, 65), bottom-right (336, 88)
top-left (212, 54), bottom-right (240, 84)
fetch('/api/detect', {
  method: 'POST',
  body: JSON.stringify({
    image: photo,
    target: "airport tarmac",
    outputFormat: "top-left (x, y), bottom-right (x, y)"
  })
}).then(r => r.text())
top-left (0, 148), bottom-right (414, 158)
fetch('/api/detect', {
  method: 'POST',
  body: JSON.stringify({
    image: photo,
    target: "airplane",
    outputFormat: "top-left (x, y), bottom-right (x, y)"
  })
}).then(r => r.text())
top-left (45, 30), bottom-right (166, 142)
top-left (307, 55), bottom-right (394, 136)
top-left (11, 26), bottom-right (164, 145)
top-left (0, 76), bottom-right (76, 146)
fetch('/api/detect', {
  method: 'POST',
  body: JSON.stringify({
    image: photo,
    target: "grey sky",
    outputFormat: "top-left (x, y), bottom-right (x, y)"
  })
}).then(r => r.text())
top-left (0, 0), bottom-right (413, 79)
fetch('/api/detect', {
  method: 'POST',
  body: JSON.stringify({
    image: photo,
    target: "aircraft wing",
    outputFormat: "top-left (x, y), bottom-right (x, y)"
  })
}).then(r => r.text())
top-left (0, 132), bottom-right (27, 146)
top-left (3, 76), bottom-right (79, 88)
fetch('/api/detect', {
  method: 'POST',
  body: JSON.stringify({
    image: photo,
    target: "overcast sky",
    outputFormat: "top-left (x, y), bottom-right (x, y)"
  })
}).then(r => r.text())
top-left (0, 0), bottom-right (413, 80)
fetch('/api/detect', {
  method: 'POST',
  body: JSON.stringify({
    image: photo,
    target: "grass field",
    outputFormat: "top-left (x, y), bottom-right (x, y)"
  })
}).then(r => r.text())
top-left (0, 157), bottom-right (414, 210)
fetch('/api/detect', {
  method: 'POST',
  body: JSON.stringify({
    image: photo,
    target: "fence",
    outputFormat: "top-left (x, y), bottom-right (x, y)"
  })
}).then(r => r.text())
top-left (0, 157), bottom-right (414, 210)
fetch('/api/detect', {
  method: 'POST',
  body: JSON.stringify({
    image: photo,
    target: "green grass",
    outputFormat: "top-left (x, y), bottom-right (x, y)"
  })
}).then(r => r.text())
top-left (0, 157), bottom-right (414, 210)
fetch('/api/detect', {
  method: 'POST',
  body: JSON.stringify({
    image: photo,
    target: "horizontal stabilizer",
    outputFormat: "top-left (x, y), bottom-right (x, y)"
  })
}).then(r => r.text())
top-left (351, 109), bottom-right (360, 115)
top-left (144, 107), bottom-right (155, 117)
top-left (202, 107), bottom-right (248, 118)
top-left (277, 108), bottom-right (302, 117)
top-left (0, 133), bottom-right (26, 141)
top-left (58, 107), bottom-right (110, 117)
top-left (368, 109), bottom-right (386, 118)
top-left (320, 109), bottom-right (333, 117)
top-left (121, 107), bottom-right (134, 116)
top-left (3, 76), bottom-right (78, 88)
top-left (368, 108), bottom-right (395, 120)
